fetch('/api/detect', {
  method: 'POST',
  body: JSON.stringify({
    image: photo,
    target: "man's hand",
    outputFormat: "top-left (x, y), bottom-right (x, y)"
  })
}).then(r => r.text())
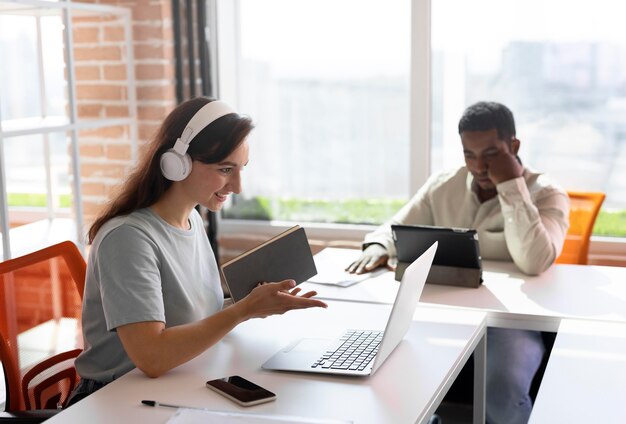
top-left (486, 149), bottom-right (523, 185)
top-left (345, 244), bottom-right (389, 274)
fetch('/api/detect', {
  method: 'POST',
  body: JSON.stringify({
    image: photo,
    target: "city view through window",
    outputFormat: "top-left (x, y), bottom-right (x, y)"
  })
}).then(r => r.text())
top-left (224, 0), bottom-right (626, 236)
top-left (431, 0), bottom-right (626, 236)
top-left (223, 0), bottom-right (412, 225)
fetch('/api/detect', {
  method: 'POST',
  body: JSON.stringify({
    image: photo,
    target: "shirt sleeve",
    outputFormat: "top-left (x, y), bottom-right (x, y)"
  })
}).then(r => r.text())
top-left (497, 176), bottom-right (570, 275)
top-left (94, 225), bottom-right (166, 331)
top-left (364, 179), bottom-right (435, 257)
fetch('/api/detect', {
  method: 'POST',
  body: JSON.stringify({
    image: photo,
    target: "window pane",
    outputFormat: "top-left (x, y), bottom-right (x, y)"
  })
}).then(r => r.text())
top-left (432, 0), bottom-right (626, 236)
top-left (0, 10), bottom-right (69, 127)
top-left (4, 133), bottom-right (71, 214)
top-left (223, 0), bottom-right (410, 224)
top-left (0, 14), bottom-right (43, 120)
top-left (41, 15), bottom-right (68, 118)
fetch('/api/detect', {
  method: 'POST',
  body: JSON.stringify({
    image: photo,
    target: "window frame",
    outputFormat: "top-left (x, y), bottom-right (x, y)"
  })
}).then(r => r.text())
top-left (0, 0), bottom-right (138, 259)
top-left (213, 0), bottom-right (626, 259)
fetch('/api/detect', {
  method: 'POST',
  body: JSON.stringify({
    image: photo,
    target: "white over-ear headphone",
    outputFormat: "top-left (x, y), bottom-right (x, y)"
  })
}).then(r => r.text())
top-left (160, 100), bottom-right (237, 181)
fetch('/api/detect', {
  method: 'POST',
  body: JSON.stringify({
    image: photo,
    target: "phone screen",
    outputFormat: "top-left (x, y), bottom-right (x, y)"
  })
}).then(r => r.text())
top-left (206, 376), bottom-right (276, 406)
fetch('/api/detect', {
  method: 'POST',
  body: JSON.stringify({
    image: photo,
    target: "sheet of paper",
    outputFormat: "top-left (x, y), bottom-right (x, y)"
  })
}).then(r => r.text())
top-left (166, 408), bottom-right (352, 424)
top-left (306, 247), bottom-right (384, 287)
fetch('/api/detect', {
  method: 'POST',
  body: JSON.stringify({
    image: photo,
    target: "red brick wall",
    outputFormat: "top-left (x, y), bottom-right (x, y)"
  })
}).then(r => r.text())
top-left (72, 0), bottom-right (177, 225)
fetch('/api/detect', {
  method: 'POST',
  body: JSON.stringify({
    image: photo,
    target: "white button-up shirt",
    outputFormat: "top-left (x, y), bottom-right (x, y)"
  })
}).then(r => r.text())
top-left (364, 166), bottom-right (570, 275)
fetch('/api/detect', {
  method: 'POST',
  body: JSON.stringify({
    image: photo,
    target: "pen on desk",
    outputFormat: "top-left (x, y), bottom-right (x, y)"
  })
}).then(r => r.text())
top-left (141, 400), bottom-right (205, 410)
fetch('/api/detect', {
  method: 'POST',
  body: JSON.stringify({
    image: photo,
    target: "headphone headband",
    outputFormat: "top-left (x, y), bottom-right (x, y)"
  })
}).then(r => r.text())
top-left (160, 100), bottom-right (238, 181)
top-left (172, 100), bottom-right (237, 155)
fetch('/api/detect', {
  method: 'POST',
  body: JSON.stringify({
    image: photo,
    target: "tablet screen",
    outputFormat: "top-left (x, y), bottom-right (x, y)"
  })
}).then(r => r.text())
top-left (392, 224), bottom-right (481, 269)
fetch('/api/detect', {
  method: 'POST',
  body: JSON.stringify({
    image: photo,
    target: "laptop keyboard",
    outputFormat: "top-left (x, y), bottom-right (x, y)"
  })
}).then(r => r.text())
top-left (311, 330), bottom-right (383, 371)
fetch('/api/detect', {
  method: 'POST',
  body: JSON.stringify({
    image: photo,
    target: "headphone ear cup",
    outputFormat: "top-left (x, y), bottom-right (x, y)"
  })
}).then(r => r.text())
top-left (160, 149), bottom-right (193, 181)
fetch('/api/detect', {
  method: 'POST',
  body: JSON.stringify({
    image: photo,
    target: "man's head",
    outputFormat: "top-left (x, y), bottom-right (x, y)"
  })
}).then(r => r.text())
top-left (458, 101), bottom-right (516, 141)
top-left (458, 101), bottom-right (521, 192)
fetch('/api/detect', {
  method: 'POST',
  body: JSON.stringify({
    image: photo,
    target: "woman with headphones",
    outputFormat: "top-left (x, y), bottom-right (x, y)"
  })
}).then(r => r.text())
top-left (67, 97), bottom-right (327, 405)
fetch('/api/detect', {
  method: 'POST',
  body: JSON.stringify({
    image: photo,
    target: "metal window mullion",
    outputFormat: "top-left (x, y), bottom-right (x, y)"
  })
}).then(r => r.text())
top-left (43, 132), bottom-right (55, 218)
top-left (3, 117), bottom-right (136, 138)
top-left (62, 6), bottom-right (85, 250)
top-left (0, 114), bottom-right (10, 260)
top-left (36, 15), bottom-right (56, 219)
top-left (410, 0), bottom-right (431, 196)
top-left (200, 0), bottom-right (219, 261)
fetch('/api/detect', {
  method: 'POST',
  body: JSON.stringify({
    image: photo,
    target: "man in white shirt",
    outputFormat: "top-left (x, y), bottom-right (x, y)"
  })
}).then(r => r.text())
top-left (347, 101), bottom-right (569, 424)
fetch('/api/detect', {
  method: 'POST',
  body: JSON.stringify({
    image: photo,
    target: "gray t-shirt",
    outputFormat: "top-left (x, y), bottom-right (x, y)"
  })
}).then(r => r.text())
top-left (75, 207), bottom-right (224, 382)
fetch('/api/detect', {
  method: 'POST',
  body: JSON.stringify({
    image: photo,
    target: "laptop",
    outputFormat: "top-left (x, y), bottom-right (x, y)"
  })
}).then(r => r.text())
top-left (392, 224), bottom-right (482, 288)
top-left (262, 241), bottom-right (437, 376)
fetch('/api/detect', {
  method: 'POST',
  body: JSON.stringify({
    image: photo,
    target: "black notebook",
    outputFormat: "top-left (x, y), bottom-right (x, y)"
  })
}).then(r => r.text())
top-left (220, 226), bottom-right (318, 302)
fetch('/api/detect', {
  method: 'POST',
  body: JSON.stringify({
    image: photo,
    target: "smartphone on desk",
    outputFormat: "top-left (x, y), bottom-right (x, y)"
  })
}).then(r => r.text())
top-left (206, 375), bottom-right (276, 406)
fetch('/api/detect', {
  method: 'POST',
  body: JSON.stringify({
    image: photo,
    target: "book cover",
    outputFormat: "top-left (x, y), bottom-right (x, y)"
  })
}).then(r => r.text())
top-left (220, 226), bottom-right (317, 302)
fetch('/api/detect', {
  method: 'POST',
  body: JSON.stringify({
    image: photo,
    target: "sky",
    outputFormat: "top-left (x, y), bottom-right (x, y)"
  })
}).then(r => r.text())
top-left (239, 0), bottom-right (410, 79)
top-left (432, 0), bottom-right (626, 73)
top-left (238, 0), bottom-right (626, 78)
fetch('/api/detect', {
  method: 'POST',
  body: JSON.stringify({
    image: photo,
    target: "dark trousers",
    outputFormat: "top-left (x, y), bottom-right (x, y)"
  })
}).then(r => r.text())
top-left (66, 378), bottom-right (107, 407)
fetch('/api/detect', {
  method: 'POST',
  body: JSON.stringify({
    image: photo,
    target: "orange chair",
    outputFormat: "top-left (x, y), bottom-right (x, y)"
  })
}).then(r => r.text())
top-left (0, 329), bottom-right (21, 412)
top-left (1, 331), bottom-right (81, 421)
top-left (21, 347), bottom-right (82, 410)
top-left (556, 191), bottom-right (606, 265)
top-left (0, 240), bottom-right (86, 297)
top-left (0, 241), bottom-right (86, 414)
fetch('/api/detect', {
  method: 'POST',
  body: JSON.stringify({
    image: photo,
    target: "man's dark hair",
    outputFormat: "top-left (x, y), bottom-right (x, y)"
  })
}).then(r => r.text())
top-left (458, 101), bottom-right (516, 141)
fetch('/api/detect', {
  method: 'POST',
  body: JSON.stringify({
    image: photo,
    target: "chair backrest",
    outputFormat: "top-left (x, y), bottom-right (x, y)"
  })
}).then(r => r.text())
top-left (0, 241), bottom-right (86, 298)
top-left (0, 241), bottom-right (86, 411)
top-left (556, 191), bottom-right (606, 265)
top-left (21, 348), bottom-right (82, 410)
top-left (0, 330), bottom-right (22, 411)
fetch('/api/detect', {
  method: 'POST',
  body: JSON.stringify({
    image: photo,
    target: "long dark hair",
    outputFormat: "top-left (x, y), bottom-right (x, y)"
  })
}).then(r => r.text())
top-left (88, 97), bottom-right (254, 243)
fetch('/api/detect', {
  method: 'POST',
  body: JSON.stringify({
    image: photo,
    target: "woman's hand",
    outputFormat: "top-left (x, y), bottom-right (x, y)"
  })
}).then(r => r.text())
top-left (238, 279), bottom-right (327, 320)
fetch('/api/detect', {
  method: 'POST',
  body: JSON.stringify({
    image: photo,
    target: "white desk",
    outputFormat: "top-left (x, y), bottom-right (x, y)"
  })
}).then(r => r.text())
top-left (300, 248), bottom-right (626, 331)
top-left (529, 319), bottom-right (626, 423)
top-left (47, 302), bottom-right (487, 424)
top-left (0, 218), bottom-right (79, 260)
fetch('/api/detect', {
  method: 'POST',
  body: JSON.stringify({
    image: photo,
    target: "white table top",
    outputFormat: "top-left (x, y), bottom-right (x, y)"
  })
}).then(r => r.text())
top-left (301, 248), bottom-right (626, 331)
top-left (0, 218), bottom-right (79, 260)
top-left (47, 302), bottom-right (486, 424)
top-left (529, 318), bottom-right (626, 423)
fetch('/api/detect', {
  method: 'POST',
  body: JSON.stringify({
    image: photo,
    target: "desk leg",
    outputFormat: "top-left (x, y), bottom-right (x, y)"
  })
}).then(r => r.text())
top-left (473, 332), bottom-right (486, 424)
